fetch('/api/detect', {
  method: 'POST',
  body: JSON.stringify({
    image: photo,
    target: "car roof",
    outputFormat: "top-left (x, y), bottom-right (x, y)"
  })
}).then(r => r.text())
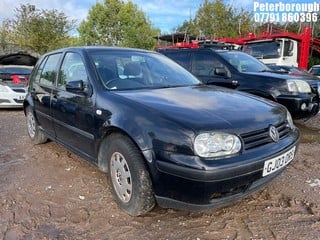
top-left (158, 48), bottom-right (232, 53)
top-left (46, 46), bottom-right (153, 55)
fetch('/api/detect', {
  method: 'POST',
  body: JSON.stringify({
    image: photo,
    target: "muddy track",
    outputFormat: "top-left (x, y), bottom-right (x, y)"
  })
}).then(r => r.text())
top-left (1, 110), bottom-right (320, 240)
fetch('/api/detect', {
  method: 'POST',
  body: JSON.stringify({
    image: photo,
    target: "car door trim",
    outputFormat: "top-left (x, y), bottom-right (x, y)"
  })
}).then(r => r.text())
top-left (53, 118), bottom-right (94, 140)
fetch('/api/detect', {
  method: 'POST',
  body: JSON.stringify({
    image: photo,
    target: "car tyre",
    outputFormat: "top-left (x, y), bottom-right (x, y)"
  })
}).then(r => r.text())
top-left (26, 106), bottom-right (47, 144)
top-left (105, 133), bottom-right (155, 216)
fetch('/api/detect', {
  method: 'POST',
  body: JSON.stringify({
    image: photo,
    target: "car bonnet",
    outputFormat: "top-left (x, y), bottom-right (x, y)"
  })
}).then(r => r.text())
top-left (116, 85), bottom-right (285, 133)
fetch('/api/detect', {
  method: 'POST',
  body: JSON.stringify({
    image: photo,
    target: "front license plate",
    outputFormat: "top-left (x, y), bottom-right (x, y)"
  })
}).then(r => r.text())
top-left (262, 146), bottom-right (296, 177)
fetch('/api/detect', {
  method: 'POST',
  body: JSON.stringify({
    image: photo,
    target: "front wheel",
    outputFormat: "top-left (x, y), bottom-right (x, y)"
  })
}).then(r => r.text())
top-left (25, 106), bottom-right (47, 144)
top-left (105, 134), bottom-right (155, 216)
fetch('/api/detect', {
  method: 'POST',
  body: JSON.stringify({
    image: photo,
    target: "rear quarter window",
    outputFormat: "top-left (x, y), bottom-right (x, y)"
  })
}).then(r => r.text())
top-left (163, 52), bottom-right (191, 69)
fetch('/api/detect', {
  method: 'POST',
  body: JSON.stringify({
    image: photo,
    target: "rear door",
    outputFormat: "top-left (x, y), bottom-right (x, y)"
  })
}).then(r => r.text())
top-left (30, 53), bottom-right (62, 139)
top-left (50, 51), bottom-right (97, 159)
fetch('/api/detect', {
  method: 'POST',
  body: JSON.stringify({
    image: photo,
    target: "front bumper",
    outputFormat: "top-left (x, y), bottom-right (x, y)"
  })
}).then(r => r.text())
top-left (156, 168), bottom-right (282, 211)
top-left (276, 94), bottom-right (319, 119)
top-left (149, 130), bottom-right (300, 211)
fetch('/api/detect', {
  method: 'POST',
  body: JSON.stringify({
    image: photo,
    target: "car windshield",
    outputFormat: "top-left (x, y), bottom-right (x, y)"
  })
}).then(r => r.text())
top-left (311, 67), bottom-right (320, 75)
top-left (242, 40), bottom-right (281, 59)
top-left (90, 50), bottom-right (201, 90)
top-left (218, 51), bottom-right (269, 73)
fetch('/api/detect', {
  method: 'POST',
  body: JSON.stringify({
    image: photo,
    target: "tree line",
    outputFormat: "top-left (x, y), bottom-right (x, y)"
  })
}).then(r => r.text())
top-left (0, 0), bottom-right (319, 55)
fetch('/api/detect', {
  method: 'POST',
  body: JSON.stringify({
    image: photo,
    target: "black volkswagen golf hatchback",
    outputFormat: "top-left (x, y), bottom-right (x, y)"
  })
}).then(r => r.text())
top-left (24, 47), bottom-right (299, 216)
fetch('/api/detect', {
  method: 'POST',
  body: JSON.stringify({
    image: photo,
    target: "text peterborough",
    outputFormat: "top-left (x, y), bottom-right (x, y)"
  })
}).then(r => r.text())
top-left (253, 1), bottom-right (320, 13)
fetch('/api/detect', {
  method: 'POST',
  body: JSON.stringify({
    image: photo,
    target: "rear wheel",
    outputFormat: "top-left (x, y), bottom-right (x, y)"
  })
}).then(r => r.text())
top-left (26, 106), bottom-right (47, 144)
top-left (104, 133), bottom-right (155, 216)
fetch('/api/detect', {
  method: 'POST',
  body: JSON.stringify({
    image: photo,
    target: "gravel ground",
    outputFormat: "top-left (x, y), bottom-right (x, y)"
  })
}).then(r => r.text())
top-left (0, 110), bottom-right (320, 240)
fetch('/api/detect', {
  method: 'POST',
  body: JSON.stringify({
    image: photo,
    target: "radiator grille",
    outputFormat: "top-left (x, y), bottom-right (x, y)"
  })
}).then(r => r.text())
top-left (241, 121), bottom-right (291, 150)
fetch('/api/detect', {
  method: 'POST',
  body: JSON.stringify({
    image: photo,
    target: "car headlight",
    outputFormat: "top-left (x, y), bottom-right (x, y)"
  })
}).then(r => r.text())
top-left (287, 80), bottom-right (311, 93)
top-left (0, 84), bottom-right (9, 92)
top-left (194, 132), bottom-right (242, 158)
top-left (286, 110), bottom-right (295, 130)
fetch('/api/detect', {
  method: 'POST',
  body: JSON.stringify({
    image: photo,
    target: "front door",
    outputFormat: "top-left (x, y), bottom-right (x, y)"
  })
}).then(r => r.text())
top-left (191, 52), bottom-right (237, 89)
top-left (51, 52), bottom-right (96, 159)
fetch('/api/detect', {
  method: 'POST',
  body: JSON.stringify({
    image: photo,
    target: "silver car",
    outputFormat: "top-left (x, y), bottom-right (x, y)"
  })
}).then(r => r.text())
top-left (0, 65), bottom-right (32, 108)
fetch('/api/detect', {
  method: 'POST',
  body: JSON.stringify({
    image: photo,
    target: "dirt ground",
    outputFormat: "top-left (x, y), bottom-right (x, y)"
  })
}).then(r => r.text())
top-left (0, 110), bottom-right (320, 240)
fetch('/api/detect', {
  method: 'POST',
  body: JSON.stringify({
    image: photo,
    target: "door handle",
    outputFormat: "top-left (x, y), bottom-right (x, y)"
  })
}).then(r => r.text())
top-left (232, 80), bottom-right (238, 86)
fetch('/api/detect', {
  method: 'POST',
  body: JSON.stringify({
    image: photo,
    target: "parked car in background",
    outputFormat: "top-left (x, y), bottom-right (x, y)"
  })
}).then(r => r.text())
top-left (267, 65), bottom-right (320, 101)
top-left (0, 65), bottom-right (32, 83)
top-left (308, 65), bottom-right (320, 78)
top-left (24, 46), bottom-right (300, 216)
top-left (158, 48), bottom-right (320, 119)
top-left (0, 65), bottom-right (33, 108)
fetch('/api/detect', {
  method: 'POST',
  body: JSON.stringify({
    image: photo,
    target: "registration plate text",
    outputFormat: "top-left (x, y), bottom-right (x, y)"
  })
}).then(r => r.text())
top-left (262, 146), bottom-right (296, 177)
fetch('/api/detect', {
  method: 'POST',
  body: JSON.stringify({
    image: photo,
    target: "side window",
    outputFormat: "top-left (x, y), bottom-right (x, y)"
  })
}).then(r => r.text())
top-left (33, 57), bottom-right (47, 83)
top-left (283, 40), bottom-right (294, 57)
top-left (165, 52), bottom-right (191, 69)
top-left (37, 53), bottom-right (62, 86)
top-left (192, 52), bottom-right (224, 77)
top-left (58, 52), bottom-right (87, 90)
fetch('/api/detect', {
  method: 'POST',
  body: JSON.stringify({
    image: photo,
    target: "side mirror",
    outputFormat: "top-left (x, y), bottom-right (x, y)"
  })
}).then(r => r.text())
top-left (66, 80), bottom-right (92, 96)
top-left (215, 67), bottom-right (228, 77)
top-left (66, 80), bottom-right (84, 92)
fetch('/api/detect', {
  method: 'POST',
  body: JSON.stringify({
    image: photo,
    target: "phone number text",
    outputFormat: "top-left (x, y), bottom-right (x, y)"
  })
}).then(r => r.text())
top-left (254, 12), bottom-right (318, 23)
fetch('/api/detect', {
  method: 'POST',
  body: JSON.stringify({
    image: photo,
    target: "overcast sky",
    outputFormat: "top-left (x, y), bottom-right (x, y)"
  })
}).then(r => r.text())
top-left (0, 0), bottom-right (314, 33)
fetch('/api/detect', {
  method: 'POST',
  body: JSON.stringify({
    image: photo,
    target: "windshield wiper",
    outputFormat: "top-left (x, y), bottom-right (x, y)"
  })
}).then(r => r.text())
top-left (259, 69), bottom-right (279, 73)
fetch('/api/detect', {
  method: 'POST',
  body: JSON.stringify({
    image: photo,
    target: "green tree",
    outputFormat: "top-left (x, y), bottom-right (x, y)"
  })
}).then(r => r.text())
top-left (0, 20), bottom-right (13, 51)
top-left (9, 4), bottom-right (76, 54)
top-left (176, 19), bottom-right (199, 37)
top-left (194, 0), bottom-right (253, 38)
top-left (78, 0), bottom-right (158, 49)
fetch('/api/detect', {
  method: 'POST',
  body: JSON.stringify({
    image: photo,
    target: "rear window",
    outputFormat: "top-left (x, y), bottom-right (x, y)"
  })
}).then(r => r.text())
top-left (0, 67), bottom-right (32, 74)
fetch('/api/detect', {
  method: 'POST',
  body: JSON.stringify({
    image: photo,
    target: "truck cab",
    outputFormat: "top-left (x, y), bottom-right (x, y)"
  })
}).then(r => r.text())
top-left (242, 38), bottom-right (298, 67)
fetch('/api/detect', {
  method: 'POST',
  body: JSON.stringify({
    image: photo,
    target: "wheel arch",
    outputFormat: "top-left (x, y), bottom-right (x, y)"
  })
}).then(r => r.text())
top-left (23, 95), bottom-right (35, 116)
top-left (99, 127), bottom-right (156, 216)
top-left (97, 126), bottom-right (151, 173)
